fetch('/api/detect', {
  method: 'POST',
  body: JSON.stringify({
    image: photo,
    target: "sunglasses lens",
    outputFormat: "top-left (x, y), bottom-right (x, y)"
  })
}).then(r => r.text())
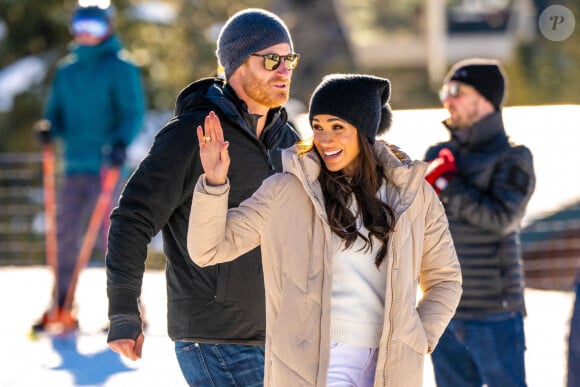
top-left (263, 55), bottom-right (281, 71)
top-left (439, 84), bottom-right (460, 102)
top-left (258, 54), bottom-right (300, 71)
top-left (439, 87), bottom-right (448, 102)
top-left (450, 84), bottom-right (460, 97)
top-left (284, 54), bottom-right (299, 70)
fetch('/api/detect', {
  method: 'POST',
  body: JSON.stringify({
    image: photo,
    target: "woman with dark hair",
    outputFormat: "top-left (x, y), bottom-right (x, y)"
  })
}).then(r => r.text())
top-left (188, 74), bottom-right (462, 386)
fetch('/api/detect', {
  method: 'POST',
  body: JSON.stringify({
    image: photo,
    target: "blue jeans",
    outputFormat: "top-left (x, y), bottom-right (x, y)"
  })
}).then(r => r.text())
top-left (431, 312), bottom-right (527, 387)
top-left (174, 342), bottom-right (265, 387)
top-left (568, 279), bottom-right (580, 387)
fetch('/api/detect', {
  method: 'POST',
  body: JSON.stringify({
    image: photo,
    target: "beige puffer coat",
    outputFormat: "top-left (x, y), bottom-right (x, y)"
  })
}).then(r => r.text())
top-left (188, 142), bottom-right (462, 386)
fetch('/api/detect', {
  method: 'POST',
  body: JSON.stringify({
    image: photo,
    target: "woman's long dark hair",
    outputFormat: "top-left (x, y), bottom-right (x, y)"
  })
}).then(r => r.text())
top-left (298, 134), bottom-right (396, 268)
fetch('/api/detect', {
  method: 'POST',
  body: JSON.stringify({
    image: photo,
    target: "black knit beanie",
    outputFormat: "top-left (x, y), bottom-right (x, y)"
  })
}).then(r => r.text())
top-left (216, 8), bottom-right (293, 79)
top-left (445, 58), bottom-right (506, 111)
top-left (308, 74), bottom-right (392, 143)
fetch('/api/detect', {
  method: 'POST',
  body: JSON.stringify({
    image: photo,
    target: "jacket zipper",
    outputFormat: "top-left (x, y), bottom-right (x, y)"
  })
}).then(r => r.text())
top-left (265, 149), bottom-right (275, 171)
top-left (383, 238), bottom-right (397, 386)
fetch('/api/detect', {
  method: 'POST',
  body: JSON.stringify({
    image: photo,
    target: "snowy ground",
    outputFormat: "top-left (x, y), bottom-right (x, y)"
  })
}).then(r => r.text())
top-left (0, 266), bottom-right (574, 387)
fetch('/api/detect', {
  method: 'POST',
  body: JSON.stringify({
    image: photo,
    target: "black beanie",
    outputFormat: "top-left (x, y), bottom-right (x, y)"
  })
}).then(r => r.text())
top-left (216, 8), bottom-right (293, 80)
top-left (308, 74), bottom-right (392, 143)
top-left (445, 58), bottom-right (506, 111)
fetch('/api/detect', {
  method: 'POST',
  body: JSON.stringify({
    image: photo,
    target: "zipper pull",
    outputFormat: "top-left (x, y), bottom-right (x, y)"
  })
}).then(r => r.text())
top-left (266, 150), bottom-right (275, 171)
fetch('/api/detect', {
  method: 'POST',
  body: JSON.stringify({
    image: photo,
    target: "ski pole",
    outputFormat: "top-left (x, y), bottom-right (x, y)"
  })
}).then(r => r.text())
top-left (62, 167), bottom-right (121, 312)
top-left (37, 120), bottom-right (60, 321)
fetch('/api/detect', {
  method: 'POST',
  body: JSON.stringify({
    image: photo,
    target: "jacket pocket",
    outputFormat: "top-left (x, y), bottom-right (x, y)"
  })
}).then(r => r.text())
top-left (393, 299), bottom-right (429, 355)
top-left (214, 263), bottom-right (229, 304)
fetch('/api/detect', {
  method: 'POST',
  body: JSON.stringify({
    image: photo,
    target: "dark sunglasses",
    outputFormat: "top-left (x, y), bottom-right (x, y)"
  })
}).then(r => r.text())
top-left (251, 53), bottom-right (300, 71)
top-left (439, 83), bottom-right (461, 102)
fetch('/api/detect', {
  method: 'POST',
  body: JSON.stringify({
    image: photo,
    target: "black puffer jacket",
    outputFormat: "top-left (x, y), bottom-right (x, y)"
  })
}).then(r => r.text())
top-left (425, 111), bottom-right (535, 318)
top-left (107, 78), bottom-right (300, 343)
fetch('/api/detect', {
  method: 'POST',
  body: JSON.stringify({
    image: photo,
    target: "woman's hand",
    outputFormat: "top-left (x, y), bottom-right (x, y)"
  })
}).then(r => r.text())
top-left (197, 111), bottom-right (230, 186)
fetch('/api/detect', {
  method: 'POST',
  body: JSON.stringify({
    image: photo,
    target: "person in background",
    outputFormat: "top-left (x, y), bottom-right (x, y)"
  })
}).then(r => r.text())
top-left (568, 271), bottom-right (580, 387)
top-left (33, 3), bottom-right (146, 332)
top-left (188, 73), bottom-right (462, 386)
top-left (425, 58), bottom-right (536, 387)
top-left (105, 8), bottom-right (300, 386)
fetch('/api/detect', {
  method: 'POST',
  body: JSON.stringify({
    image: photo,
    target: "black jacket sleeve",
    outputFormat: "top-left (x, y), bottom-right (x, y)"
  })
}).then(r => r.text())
top-left (440, 145), bottom-right (535, 235)
top-left (106, 117), bottom-right (199, 339)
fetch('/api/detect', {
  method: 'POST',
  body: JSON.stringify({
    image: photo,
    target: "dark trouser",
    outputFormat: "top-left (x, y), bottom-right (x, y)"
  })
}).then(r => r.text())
top-left (175, 342), bottom-right (265, 387)
top-left (431, 311), bottom-right (527, 387)
top-left (568, 279), bottom-right (580, 387)
top-left (55, 173), bottom-right (102, 307)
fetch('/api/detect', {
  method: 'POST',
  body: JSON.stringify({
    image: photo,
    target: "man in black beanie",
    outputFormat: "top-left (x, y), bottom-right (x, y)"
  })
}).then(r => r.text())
top-left (424, 58), bottom-right (536, 387)
top-left (106, 8), bottom-right (300, 386)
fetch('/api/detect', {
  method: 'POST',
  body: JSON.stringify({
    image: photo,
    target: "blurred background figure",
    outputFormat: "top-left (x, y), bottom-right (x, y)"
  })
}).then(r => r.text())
top-left (568, 271), bottom-right (580, 387)
top-left (425, 58), bottom-right (536, 387)
top-left (33, 2), bottom-right (146, 333)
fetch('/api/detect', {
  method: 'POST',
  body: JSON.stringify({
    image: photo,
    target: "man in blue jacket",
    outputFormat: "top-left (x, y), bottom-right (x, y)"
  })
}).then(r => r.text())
top-left (425, 58), bottom-right (535, 387)
top-left (105, 8), bottom-right (300, 386)
top-left (34, 4), bottom-right (146, 331)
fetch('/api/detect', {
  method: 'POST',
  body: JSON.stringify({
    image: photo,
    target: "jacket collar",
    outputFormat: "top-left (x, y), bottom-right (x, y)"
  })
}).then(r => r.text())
top-left (173, 78), bottom-right (287, 143)
top-left (445, 111), bottom-right (506, 149)
top-left (71, 35), bottom-right (121, 62)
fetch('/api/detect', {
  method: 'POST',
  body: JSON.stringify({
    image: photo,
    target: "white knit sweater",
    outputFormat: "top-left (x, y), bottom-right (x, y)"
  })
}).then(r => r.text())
top-left (329, 192), bottom-right (387, 348)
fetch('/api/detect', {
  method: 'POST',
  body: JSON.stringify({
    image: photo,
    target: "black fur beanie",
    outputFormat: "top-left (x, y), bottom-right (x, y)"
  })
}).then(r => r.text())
top-left (309, 74), bottom-right (392, 143)
top-left (216, 8), bottom-right (293, 80)
top-left (445, 58), bottom-right (506, 111)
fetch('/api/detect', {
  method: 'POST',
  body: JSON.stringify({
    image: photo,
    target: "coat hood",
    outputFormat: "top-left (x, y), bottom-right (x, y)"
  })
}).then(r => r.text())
top-left (174, 77), bottom-right (232, 116)
top-left (173, 78), bottom-right (291, 147)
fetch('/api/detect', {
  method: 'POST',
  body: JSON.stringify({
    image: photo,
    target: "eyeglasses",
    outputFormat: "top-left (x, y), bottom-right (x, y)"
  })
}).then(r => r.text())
top-left (439, 83), bottom-right (461, 103)
top-left (251, 53), bottom-right (300, 71)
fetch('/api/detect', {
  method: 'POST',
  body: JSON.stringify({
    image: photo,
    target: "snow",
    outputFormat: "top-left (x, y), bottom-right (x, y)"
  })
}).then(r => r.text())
top-left (0, 267), bottom-right (187, 387)
top-left (0, 266), bottom-right (574, 386)
top-left (126, 2), bottom-right (177, 25)
top-left (0, 56), bottom-right (47, 112)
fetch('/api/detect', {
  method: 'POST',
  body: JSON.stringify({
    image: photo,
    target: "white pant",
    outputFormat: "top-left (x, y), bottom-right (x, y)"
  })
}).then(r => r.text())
top-left (327, 342), bottom-right (378, 386)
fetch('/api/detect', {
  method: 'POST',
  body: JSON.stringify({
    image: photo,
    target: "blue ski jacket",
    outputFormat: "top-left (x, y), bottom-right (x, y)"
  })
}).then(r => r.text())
top-left (44, 35), bottom-right (146, 174)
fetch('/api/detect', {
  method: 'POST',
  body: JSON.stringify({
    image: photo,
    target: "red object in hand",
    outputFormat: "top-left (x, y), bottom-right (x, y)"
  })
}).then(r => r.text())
top-left (425, 148), bottom-right (457, 194)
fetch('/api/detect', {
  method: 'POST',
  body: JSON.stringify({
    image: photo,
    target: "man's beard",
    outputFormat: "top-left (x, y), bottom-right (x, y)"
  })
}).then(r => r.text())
top-left (448, 106), bottom-right (478, 130)
top-left (242, 71), bottom-right (290, 109)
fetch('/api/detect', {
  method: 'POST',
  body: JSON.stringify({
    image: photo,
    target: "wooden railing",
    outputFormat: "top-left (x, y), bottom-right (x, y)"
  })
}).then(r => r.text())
top-left (0, 153), bottom-right (47, 265)
top-left (522, 204), bottom-right (580, 291)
